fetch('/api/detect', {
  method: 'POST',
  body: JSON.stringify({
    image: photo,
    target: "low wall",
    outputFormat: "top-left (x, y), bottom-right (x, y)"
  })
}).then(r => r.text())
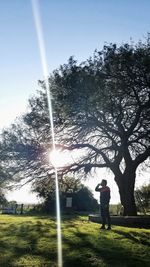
top-left (89, 214), bottom-right (150, 228)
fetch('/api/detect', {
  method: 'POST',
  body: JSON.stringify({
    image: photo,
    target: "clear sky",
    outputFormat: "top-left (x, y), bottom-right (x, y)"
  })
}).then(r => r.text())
top-left (1, 0), bottom-right (150, 203)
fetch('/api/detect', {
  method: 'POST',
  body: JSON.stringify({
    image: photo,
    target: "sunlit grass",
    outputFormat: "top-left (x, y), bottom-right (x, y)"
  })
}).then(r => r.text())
top-left (0, 214), bottom-right (149, 267)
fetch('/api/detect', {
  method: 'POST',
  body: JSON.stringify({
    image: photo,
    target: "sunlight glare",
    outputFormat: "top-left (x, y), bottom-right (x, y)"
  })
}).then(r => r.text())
top-left (31, 1), bottom-right (63, 266)
top-left (49, 149), bottom-right (69, 168)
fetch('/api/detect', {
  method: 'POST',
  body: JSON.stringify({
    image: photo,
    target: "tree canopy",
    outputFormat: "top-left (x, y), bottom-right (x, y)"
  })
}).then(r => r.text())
top-left (1, 38), bottom-right (150, 215)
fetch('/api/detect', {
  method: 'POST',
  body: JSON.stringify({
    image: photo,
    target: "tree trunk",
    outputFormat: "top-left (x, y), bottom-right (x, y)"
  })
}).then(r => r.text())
top-left (115, 169), bottom-right (137, 216)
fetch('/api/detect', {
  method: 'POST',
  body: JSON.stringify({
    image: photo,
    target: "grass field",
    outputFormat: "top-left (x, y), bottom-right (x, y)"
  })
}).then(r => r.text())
top-left (0, 214), bottom-right (149, 267)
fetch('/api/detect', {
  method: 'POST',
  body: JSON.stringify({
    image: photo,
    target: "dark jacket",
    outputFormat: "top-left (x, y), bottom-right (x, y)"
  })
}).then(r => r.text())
top-left (95, 185), bottom-right (110, 205)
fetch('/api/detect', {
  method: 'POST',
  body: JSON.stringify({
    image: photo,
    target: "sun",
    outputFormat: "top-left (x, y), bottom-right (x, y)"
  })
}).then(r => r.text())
top-left (49, 148), bottom-right (83, 168)
top-left (49, 149), bottom-right (70, 168)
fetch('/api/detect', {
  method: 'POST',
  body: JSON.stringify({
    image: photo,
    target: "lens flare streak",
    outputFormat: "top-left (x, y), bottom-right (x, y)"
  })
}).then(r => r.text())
top-left (31, 1), bottom-right (63, 266)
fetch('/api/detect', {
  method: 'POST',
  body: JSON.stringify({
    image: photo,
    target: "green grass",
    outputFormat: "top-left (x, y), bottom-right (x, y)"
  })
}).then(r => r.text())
top-left (0, 214), bottom-right (149, 267)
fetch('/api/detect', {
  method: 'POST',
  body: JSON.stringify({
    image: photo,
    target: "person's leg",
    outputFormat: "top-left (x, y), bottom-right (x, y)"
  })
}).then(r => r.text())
top-left (105, 205), bottom-right (111, 229)
top-left (100, 206), bottom-right (106, 229)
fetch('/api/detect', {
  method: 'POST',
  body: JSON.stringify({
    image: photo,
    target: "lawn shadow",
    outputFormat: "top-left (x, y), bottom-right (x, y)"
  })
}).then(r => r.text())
top-left (113, 229), bottom-right (150, 247)
top-left (0, 218), bottom-right (57, 267)
top-left (62, 223), bottom-right (150, 267)
top-left (0, 215), bottom-right (149, 267)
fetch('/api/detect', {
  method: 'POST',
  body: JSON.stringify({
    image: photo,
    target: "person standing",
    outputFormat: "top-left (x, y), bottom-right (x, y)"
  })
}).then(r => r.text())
top-left (95, 179), bottom-right (111, 230)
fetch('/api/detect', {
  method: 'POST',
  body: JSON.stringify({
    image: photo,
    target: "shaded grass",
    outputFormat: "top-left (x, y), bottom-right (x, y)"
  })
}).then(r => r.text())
top-left (0, 214), bottom-right (149, 267)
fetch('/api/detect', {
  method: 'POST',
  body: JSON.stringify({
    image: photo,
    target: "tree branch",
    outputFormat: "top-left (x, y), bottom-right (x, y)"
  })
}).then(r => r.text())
top-left (133, 146), bottom-right (150, 168)
top-left (57, 143), bottom-right (113, 170)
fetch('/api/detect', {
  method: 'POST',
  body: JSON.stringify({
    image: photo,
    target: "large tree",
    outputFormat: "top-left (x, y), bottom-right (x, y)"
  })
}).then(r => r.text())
top-left (1, 39), bottom-right (150, 215)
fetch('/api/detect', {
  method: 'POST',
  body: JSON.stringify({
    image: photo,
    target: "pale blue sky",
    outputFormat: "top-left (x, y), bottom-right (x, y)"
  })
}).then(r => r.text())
top-left (0, 0), bottom-right (150, 127)
top-left (0, 0), bottom-right (150, 203)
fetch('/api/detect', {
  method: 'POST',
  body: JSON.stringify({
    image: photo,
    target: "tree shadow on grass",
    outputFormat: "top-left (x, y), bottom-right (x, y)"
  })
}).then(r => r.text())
top-left (113, 229), bottom-right (150, 247)
top-left (0, 220), bottom-right (57, 267)
top-left (62, 226), bottom-right (150, 267)
top-left (0, 216), bottom-right (149, 267)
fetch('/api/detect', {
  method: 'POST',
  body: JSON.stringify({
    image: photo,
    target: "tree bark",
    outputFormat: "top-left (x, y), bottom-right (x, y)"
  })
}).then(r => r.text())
top-left (115, 169), bottom-right (137, 216)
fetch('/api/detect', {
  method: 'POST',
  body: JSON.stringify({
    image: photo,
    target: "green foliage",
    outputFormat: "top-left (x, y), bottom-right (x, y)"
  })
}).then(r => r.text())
top-left (135, 184), bottom-right (150, 211)
top-left (72, 186), bottom-right (99, 211)
top-left (0, 168), bottom-right (8, 205)
top-left (0, 190), bottom-right (7, 205)
top-left (33, 176), bottom-right (98, 213)
top-left (0, 215), bottom-right (149, 267)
